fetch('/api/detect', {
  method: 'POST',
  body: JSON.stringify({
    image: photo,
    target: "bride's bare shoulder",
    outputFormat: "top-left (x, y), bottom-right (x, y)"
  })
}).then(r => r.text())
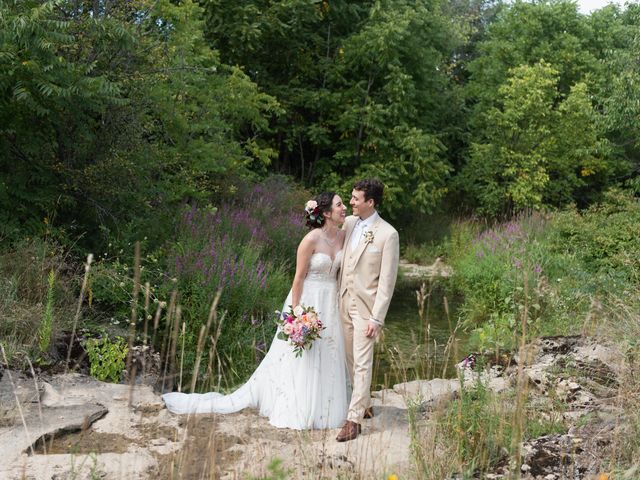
top-left (300, 228), bottom-right (321, 246)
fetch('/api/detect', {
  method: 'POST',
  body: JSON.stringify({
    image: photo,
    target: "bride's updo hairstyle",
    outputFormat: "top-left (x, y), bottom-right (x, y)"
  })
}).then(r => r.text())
top-left (304, 191), bottom-right (336, 229)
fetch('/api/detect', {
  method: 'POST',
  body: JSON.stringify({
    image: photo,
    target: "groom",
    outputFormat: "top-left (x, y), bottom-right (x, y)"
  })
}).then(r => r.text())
top-left (337, 178), bottom-right (400, 442)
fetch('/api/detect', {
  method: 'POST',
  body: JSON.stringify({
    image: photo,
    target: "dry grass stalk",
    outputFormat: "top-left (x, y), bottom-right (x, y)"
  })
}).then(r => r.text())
top-left (65, 253), bottom-right (93, 371)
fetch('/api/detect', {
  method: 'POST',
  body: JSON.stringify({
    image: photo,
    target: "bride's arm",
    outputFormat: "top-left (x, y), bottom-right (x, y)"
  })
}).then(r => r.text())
top-left (291, 233), bottom-right (315, 307)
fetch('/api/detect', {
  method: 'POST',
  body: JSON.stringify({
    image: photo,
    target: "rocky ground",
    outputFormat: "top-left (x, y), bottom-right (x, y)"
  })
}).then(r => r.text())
top-left (0, 335), bottom-right (632, 479)
top-left (399, 257), bottom-right (452, 280)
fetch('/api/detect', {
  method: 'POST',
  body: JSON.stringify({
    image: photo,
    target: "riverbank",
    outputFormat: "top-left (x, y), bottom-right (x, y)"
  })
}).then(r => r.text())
top-left (1, 334), bottom-right (633, 479)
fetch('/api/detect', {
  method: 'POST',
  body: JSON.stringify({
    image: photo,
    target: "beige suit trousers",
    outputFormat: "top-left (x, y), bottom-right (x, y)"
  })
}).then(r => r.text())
top-left (342, 291), bottom-right (376, 423)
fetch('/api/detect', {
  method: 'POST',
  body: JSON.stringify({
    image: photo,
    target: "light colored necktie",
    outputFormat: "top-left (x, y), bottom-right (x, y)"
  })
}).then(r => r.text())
top-left (350, 220), bottom-right (362, 251)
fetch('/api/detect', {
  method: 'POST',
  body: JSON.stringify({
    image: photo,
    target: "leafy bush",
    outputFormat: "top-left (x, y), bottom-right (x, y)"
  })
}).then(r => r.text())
top-left (546, 190), bottom-right (640, 286)
top-left (87, 177), bottom-right (308, 389)
top-left (444, 190), bottom-right (640, 352)
top-left (85, 336), bottom-right (129, 383)
top-left (445, 214), bottom-right (550, 351)
top-left (89, 248), bottom-right (166, 325)
top-left (166, 178), bottom-right (305, 387)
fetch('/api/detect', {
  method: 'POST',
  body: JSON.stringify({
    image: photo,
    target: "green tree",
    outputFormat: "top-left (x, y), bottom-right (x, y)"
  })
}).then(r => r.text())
top-left (0, 0), bottom-right (278, 246)
top-left (455, 0), bottom-right (632, 214)
top-left (0, 0), bottom-right (125, 239)
top-left (201, 0), bottom-right (461, 214)
top-left (465, 0), bottom-right (600, 112)
top-left (460, 62), bottom-right (612, 215)
top-left (594, 4), bottom-right (640, 185)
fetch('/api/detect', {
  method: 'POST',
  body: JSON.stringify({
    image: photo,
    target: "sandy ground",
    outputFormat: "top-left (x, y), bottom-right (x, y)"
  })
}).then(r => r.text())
top-left (0, 371), bottom-right (444, 479)
top-left (1, 335), bottom-right (626, 479)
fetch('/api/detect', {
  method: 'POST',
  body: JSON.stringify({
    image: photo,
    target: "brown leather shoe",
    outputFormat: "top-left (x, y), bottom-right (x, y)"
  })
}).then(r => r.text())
top-left (363, 407), bottom-right (374, 419)
top-left (336, 420), bottom-right (361, 442)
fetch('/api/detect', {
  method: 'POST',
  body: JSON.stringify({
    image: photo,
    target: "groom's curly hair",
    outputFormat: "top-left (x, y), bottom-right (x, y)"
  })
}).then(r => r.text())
top-left (354, 178), bottom-right (384, 207)
top-left (306, 191), bottom-right (336, 229)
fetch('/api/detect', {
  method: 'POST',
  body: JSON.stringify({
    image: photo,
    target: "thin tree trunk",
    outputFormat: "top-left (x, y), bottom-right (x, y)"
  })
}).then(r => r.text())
top-left (322, 24), bottom-right (331, 88)
top-left (309, 147), bottom-right (320, 185)
top-left (299, 134), bottom-right (305, 183)
top-left (309, 22), bottom-right (331, 184)
top-left (355, 76), bottom-right (374, 164)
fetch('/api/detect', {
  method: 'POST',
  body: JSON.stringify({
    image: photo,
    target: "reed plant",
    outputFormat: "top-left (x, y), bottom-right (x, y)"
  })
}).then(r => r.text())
top-left (405, 273), bottom-right (573, 479)
top-left (37, 269), bottom-right (55, 354)
top-left (0, 238), bottom-right (77, 365)
top-left (83, 177), bottom-right (308, 390)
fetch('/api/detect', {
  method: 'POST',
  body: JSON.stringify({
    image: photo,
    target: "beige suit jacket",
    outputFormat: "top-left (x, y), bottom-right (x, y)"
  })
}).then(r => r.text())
top-left (339, 214), bottom-right (400, 326)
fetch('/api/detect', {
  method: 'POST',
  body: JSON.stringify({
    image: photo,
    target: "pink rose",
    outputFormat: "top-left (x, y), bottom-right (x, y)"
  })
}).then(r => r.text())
top-left (304, 200), bottom-right (318, 213)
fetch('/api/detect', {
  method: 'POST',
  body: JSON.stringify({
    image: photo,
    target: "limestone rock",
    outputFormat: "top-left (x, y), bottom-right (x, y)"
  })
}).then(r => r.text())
top-left (393, 378), bottom-right (460, 410)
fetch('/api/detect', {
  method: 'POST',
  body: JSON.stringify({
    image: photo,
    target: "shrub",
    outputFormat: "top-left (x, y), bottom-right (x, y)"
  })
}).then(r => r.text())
top-left (446, 214), bottom-right (550, 351)
top-left (443, 190), bottom-right (640, 352)
top-left (87, 176), bottom-right (308, 389)
top-left (85, 336), bottom-right (129, 383)
top-left (166, 179), bottom-right (305, 387)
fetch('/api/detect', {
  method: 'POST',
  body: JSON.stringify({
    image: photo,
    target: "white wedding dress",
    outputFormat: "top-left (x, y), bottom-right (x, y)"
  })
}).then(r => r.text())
top-left (162, 251), bottom-right (349, 430)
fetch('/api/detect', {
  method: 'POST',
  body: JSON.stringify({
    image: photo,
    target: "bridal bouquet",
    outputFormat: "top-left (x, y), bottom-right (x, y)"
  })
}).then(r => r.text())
top-left (276, 304), bottom-right (324, 357)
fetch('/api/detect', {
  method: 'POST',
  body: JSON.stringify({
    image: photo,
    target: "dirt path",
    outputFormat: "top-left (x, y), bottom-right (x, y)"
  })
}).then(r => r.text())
top-left (0, 372), bottom-right (422, 479)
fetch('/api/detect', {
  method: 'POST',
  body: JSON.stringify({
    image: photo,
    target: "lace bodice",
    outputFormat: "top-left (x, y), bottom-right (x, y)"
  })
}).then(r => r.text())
top-left (305, 251), bottom-right (343, 282)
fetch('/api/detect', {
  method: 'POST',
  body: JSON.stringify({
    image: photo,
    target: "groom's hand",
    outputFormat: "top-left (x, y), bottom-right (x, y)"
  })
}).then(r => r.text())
top-left (365, 321), bottom-right (380, 338)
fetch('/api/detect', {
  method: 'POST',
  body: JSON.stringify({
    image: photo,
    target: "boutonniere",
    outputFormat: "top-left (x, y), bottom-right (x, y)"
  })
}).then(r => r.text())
top-left (363, 230), bottom-right (374, 244)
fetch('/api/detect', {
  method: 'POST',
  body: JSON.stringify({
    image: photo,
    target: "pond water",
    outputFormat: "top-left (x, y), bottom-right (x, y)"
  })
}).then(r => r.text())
top-left (372, 278), bottom-right (468, 389)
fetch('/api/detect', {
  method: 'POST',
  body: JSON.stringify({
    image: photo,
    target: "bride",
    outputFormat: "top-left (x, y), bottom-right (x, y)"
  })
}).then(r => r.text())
top-left (162, 192), bottom-right (349, 429)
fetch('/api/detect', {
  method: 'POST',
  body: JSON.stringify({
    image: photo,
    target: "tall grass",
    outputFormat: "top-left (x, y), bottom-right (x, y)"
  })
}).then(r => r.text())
top-left (162, 179), bottom-right (306, 389)
top-left (37, 269), bottom-right (55, 354)
top-left (404, 190), bottom-right (640, 478)
top-left (0, 238), bottom-right (77, 365)
top-left (84, 177), bottom-right (308, 390)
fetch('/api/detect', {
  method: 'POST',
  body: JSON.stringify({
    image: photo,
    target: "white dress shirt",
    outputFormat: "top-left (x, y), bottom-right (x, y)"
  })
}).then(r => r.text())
top-left (350, 211), bottom-right (380, 251)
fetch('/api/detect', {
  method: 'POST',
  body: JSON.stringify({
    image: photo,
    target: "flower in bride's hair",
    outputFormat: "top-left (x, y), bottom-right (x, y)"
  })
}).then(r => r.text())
top-left (304, 200), bottom-right (324, 228)
top-left (305, 200), bottom-right (318, 213)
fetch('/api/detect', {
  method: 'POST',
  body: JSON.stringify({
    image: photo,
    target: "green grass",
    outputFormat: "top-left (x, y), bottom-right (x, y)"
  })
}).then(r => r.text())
top-left (400, 190), bottom-right (640, 478)
top-left (0, 238), bottom-right (77, 366)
